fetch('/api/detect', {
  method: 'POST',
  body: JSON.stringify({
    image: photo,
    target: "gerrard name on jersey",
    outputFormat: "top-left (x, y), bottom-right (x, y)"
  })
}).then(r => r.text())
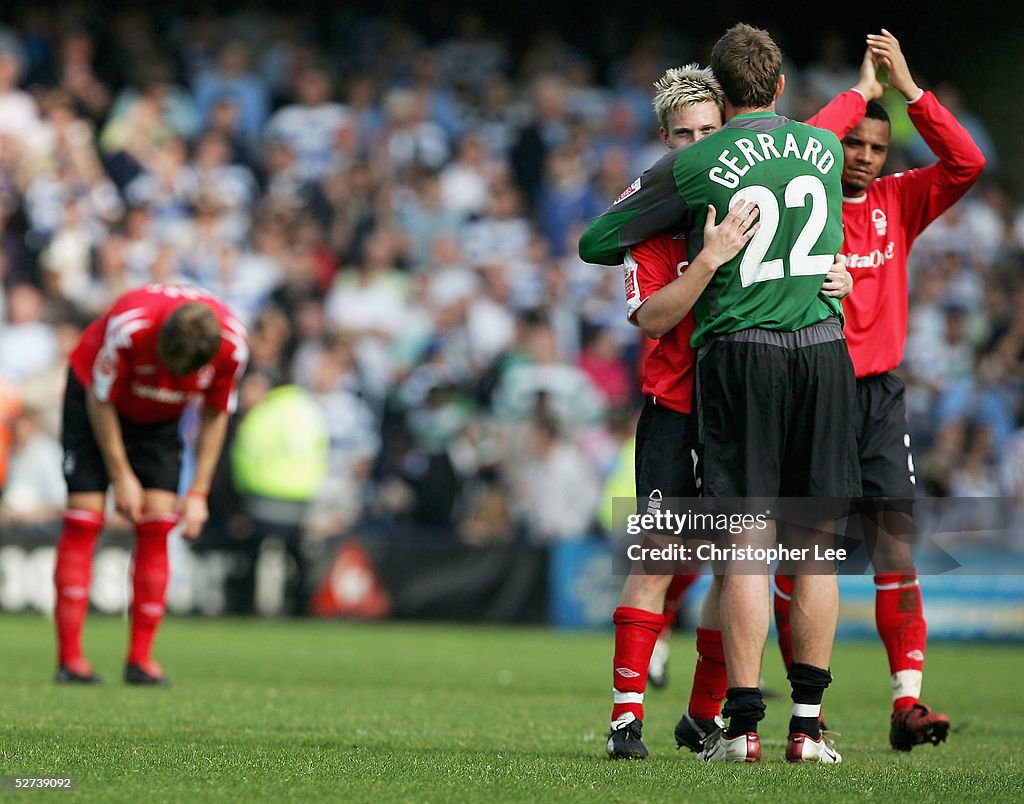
top-left (709, 133), bottom-right (836, 188)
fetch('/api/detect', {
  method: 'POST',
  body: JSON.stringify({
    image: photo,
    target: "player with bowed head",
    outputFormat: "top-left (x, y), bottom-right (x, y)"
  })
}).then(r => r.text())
top-left (54, 283), bottom-right (248, 685)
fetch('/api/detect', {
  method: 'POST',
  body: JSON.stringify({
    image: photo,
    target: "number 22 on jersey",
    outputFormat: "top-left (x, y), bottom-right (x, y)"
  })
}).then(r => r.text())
top-left (731, 175), bottom-right (833, 288)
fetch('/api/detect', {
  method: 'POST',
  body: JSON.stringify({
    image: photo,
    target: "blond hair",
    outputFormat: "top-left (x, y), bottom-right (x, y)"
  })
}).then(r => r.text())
top-left (652, 64), bottom-right (725, 132)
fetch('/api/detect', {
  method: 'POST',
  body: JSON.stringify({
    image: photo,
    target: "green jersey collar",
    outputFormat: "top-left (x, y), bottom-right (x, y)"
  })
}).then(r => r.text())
top-left (729, 111), bottom-right (778, 121)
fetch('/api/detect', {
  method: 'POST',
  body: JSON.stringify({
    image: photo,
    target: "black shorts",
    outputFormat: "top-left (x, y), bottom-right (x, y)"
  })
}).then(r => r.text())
top-left (697, 319), bottom-right (857, 502)
top-left (61, 369), bottom-right (183, 494)
top-left (634, 398), bottom-right (699, 512)
top-left (855, 372), bottom-right (916, 500)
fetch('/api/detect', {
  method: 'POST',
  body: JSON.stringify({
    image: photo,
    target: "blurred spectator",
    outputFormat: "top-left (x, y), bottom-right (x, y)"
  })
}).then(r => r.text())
top-left (0, 375), bottom-right (20, 490)
top-left (39, 198), bottom-right (101, 306)
top-left (16, 317), bottom-right (80, 438)
top-left (439, 131), bottom-right (492, 221)
top-left (947, 423), bottom-right (1000, 497)
top-left (324, 227), bottom-right (411, 401)
top-left (124, 137), bottom-right (196, 235)
top-left (461, 181), bottom-right (532, 266)
top-left (0, 405), bottom-right (65, 525)
top-left (219, 213), bottom-right (286, 326)
top-left (100, 62), bottom-right (200, 186)
top-left (394, 167), bottom-right (462, 267)
top-left (55, 27), bottom-right (111, 123)
top-left (464, 265), bottom-right (517, 370)
top-left (0, 283), bottom-right (57, 382)
top-left (504, 414), bottom-right (600, 543)
top-left (803, 30), bottom-right (859, 105)
top-left (510, 74), bottom-right (571, 209)
top-left (608, 41), bottom-right (666, 143)
top-left (933, 349), bottom-right (1018, 447)
top-left (578, 326), bottom-right (632, 407)
top-left (230, 383), bottom-right (329, 615)
top-left (378, 87), bottom-right (450, 177)
top-left (469, 76), bottom-right (523, 164)
top-left (0, 27), bottom-right (47, 156)
top-left (322, 160), bottom-right (381, 262)
top-left (0, 203), bottom-right (37, 288)
top-left (119, 202), bottom-right (162, 286)
top-left (436, 11), bottom-right (507, 96)
top-left (408, 47), bottom-right (465, 143)
top-left (207, 95), bottom-right (261, 173)
top-left (193, 39), bottom-right (269, 146)
top-left (264, 64), bottom-right (352, 184)
top-left (492, 315), bottom-right (605, 427)
top-left (174, 194), bottom-right (236, 287)
top-left (304, 343), bottom-right (380, 538)
top-left (565, 55), bottom-right (613, 132)
top-left (245, 305), bottom-right (293, 386)
top-left (342, 71), bottom-right (386, 153)
top-left (536, 145), bottom-right (603, 258)
top-left (26, 90), bottom-right (123, 243)
top-left (190, 129), bottom-right (260, 244)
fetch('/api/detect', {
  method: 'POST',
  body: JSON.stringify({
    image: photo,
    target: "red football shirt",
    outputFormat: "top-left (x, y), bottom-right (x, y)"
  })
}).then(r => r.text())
top-left (624, 232), bottom-right (695, 414)
top-left (70, 284), bottom-right (249, 424)
top-left (809, 91), bottom-right (985, 377)
top-left (620, 92), bottom-right (872, 415)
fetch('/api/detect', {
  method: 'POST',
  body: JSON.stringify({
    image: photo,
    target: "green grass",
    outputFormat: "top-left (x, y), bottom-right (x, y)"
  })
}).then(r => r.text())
top-left (0, 614), bottom-right (1021, 802)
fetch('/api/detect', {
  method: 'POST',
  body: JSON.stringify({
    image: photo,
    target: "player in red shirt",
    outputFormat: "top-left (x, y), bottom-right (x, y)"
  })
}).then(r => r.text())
top-left (772, 29), bottom-right (985, 751)
top-left (55, 284), bottom-right (248, 685)
top-left (606, 64), bottom-right (856, 761)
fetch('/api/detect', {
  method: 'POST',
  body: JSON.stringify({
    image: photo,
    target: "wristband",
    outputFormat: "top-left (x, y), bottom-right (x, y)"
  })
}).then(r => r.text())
top-left (186, 488), bottom-right (208, 500)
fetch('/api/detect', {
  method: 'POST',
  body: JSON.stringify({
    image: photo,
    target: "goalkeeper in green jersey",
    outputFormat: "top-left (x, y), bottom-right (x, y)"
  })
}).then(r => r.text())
top-left (582, 23), bottom-right (855, 764)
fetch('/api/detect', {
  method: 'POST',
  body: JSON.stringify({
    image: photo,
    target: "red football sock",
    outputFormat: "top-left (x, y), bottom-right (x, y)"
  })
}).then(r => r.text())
top-left (875, 571), bottom-right (927, 711)
top-left (660, 574), bottom-right (699, 637)
top-left (128, 515), bottom-right (175, 665)
top-left (611, 606), bottom-right (662, 724)
top-left (774, 573), bottom-right (795, 672)
top-left (53, 510), bottom-right (104, 664)
top-left (688, 627), bottom-right (727, 721)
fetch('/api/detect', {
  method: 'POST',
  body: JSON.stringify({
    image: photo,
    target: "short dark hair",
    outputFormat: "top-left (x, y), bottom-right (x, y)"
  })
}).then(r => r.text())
top-left (710, 23), bottom-right (783, 109)
top-left (865, 100), bottom-right (891, 125)
top-left (157, 302), bottom-right (221, 375)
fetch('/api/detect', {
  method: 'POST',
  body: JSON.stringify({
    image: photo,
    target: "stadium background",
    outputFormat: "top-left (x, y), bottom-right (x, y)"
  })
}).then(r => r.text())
top-left (0, 0), bottom-right (1022, 640)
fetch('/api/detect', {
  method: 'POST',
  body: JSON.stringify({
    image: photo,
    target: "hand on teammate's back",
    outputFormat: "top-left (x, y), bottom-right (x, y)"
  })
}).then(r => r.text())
top-left (701, 201), bottom-right (760, 269)
top-left (821, 259), bottom-right (853, 299)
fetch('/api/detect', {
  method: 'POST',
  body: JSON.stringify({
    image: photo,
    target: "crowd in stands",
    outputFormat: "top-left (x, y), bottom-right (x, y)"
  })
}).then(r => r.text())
top-left (0, 6), bottom-right (1021, 551)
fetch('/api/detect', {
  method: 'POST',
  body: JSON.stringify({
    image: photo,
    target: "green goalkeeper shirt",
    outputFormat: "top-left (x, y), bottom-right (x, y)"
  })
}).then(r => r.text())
top-left (579, 112), bottom-right (844, 347)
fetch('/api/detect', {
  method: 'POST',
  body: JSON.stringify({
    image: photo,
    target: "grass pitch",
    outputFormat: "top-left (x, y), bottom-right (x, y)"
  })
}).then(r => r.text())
top-left (0, 613), bottom-right (1021, 802)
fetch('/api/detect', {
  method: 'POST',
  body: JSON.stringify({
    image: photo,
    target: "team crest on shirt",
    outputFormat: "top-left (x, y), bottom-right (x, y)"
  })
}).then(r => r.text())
top-left (614, 177), bottom-right (641, 205)
top-left (872, 208), bottom-right (887, 235)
